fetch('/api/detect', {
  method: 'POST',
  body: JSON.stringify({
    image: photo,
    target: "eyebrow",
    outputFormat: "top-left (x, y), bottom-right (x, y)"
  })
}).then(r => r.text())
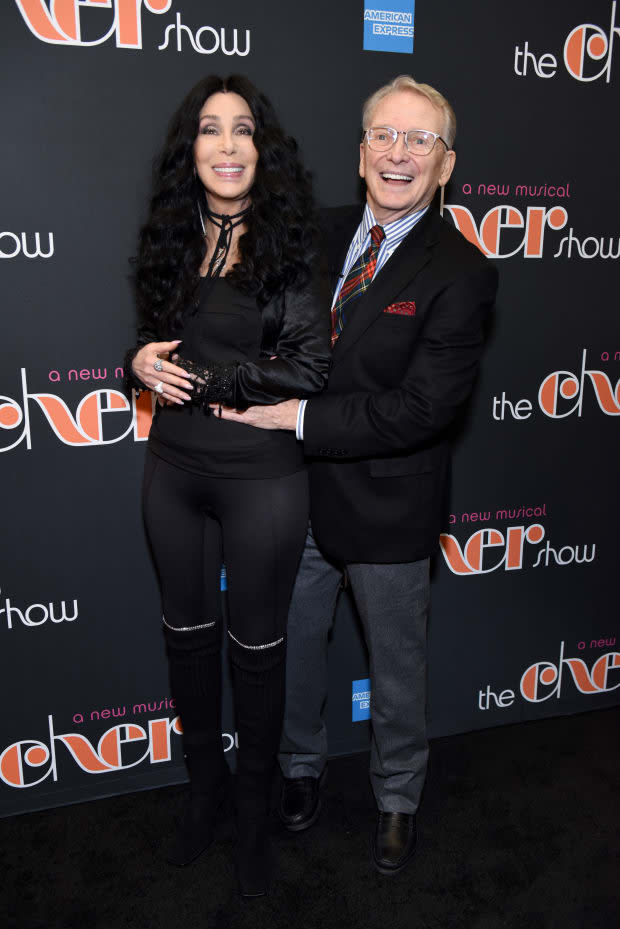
top-left (198, 114), bottom-right (255, 122)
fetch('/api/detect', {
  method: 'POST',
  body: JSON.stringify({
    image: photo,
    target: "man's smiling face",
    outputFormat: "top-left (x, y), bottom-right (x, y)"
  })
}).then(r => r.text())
top-left (359, 89), bottom-right (455, 225)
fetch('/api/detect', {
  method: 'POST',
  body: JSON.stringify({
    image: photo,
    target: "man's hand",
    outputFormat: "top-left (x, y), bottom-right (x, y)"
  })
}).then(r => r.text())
top-left (210, 399), bottom-right (300, 431)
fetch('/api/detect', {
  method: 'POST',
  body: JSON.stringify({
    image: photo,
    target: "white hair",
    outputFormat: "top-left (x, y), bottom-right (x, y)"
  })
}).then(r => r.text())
top-left (362, 75), bottom-right (457, 148)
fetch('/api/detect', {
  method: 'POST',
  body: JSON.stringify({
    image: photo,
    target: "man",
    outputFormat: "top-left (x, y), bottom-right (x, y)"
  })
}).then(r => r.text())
top-left (215, 75), bottom-right (498, 874)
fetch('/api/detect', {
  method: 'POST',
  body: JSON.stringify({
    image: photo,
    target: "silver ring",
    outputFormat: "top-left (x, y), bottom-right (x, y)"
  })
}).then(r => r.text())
top-left (153, 358), bottom-right (163, 372)
top-left (153, 381), bottom-right (164, 394)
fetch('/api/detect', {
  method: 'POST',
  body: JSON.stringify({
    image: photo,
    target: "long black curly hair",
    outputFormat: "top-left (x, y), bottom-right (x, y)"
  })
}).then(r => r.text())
top-left (134, 74), bottom-right (318, 335)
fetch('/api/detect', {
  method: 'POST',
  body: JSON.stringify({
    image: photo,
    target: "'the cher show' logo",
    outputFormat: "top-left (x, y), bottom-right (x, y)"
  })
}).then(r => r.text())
top-left (445, 201), bottom-right (619, 262)
top-left (440, 518), bottom-right (596, 576)
top-left (492, 349), bottom-right (620, 421)
top-left (0, 710), bottom-right (240, 788)
top-left (478, 641), bottom-right (619, 712)
top-left (0, 369), bottom-right (153, 452)
top-left (14, 0), bottom-right (251, 56)
top-left (445, 202), bottom-right (567, 260)
top-left (0, 713), bottom-right (181, 789)
top-left (15, 0), bottom-right (171, 47)
top-left (513, 1), bottom-right (619, 82)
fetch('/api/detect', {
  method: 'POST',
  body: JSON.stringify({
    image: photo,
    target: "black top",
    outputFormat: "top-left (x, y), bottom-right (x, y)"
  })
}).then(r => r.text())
top-left (148, 278), bottom-right (307, 478)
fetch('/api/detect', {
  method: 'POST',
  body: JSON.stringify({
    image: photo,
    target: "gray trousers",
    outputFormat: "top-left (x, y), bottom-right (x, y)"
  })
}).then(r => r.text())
top-left (278, 525), bottom-right (430, 813)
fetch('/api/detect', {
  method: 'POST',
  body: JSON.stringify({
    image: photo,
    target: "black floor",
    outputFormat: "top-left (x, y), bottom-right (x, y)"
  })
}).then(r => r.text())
top-left (3, 707), bottom-right (619, 929)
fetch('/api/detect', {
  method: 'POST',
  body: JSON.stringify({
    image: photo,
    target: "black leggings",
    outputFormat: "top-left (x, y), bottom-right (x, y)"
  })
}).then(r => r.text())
top-left (142, 450), bottom-right (309, 649)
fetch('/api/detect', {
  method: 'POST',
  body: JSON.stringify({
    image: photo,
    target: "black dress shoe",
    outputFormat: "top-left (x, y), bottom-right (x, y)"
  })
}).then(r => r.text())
top-left (278, 770), bottom-right (326, 832)
top-left (372, 812), bottom-right (417, 875)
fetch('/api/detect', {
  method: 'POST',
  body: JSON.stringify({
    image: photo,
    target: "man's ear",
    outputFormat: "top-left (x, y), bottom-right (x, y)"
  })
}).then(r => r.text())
top-left (359, 142), bottom-right (366, 180)
top-left (439, 149), bottom-right (456, 188)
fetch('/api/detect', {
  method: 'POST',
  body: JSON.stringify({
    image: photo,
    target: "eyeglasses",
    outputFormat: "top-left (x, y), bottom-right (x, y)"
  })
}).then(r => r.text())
top-left (364, 127), bottom-right (449, 155)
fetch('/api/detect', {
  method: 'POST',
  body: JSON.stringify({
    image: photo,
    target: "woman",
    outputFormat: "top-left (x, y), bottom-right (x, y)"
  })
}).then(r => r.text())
top-left (126, 74), bottom-right (330, 897)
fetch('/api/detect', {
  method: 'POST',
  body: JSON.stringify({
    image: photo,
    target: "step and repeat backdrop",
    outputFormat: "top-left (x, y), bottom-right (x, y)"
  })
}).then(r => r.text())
top-left (1, 0), bottom-right (618, 816)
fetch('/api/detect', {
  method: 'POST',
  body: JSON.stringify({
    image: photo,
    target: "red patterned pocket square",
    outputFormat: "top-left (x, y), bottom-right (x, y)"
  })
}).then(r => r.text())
top-left (383, 301), bottom-right (416, 316)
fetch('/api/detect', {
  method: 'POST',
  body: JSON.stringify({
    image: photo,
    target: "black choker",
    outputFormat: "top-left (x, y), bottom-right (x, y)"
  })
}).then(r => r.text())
top-left (200, 205), bottom-right (252, 280)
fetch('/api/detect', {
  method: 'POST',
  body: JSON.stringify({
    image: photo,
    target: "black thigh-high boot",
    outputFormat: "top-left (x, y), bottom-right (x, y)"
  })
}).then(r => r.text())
top-left (229, 634), bottom-right (286, 897)
top-left (164, 624), bottom-right (230, 866)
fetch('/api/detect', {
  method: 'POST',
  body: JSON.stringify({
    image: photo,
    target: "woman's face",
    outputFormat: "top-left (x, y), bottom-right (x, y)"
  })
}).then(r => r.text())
top-left (194, 91), bottom-right (258, 214)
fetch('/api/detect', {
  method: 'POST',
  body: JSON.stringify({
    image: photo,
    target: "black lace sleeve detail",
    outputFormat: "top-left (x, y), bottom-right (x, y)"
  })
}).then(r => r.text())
top-left (174, 356), bottom-right (238, 408)
top-left (123, 346), bottom-right (147, 398)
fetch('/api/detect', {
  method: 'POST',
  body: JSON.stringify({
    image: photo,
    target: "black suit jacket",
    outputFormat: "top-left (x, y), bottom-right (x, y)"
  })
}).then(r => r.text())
top-left (305, 205), bottom-right (498, 564)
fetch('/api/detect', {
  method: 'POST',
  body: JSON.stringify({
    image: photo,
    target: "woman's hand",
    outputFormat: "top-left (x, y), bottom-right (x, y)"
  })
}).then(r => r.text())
top-left (132, 340), bottom-right (193, 404)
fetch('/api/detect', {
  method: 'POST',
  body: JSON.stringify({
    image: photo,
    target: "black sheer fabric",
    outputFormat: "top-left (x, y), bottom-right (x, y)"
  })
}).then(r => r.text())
top-left (174, 355), bottom-right (238, 408)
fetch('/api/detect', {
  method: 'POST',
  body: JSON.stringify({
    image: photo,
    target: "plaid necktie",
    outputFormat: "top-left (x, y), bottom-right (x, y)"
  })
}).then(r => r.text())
top-left (331, 224), bottom-right (385, 345)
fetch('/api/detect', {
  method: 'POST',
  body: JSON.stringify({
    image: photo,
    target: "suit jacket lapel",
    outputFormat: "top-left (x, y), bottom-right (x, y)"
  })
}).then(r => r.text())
top-left (331, 208), bottom-right (441, 365)
top-left (325, 207), bottom-right (363, 296)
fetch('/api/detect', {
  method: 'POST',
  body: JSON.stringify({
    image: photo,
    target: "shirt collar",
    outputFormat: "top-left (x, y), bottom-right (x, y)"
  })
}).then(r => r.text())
top-left (362, 203), bottom-right (429, 250)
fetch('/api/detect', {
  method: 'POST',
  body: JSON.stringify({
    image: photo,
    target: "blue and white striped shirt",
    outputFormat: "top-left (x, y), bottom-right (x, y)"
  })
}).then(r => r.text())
top-left (331, 203), bottom-right (429, 308)
top-left (296, 204), bottom-right (428, 440)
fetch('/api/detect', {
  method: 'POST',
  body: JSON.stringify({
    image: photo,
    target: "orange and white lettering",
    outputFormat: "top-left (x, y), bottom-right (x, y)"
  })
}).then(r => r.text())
top-left (33, 389), bottom-right (138, 445)
top-left (0, 740), bottom-right (53, 788)
top-left (464, 528), bottom-right (504, 573)
top-left (562, 658), bottom-right (601, 695)
top-left (522, 206), bottom-right (567, 257)
top-left (0, 369), bottom-right (154, 452)
top-left (521, 661), bottom-right (559, 703)
top-left (521, 643), bottom-right (620, 703)
top-left (14, 0), bottom-right (171, 49)
top-left (538, 350), bottom-right (620, 418)
top-left (538, 371), bottom-right (583, 418)
top-left (133, 388), bottom-right (155, 440)
top-left (439, 524), bottom-right (545, 575)
top-left (563, 3), bottom-right (619, 83)
top-left (149, 716), bottom-right (182, 763)
top-left (0, 713), bottom-right (186, 788)
top-left (585, 371), bottom-right (620, 415)
top-left (57, 734), bottom-right (112, 773)
top-left (591, 652), bottom-right (620, 691)
top-left (97, 725), bottom-right (149, 769)
top-left (505, 524), bottom-right (544, 569)
top-left (444, 204), bottom-right (567, 259)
